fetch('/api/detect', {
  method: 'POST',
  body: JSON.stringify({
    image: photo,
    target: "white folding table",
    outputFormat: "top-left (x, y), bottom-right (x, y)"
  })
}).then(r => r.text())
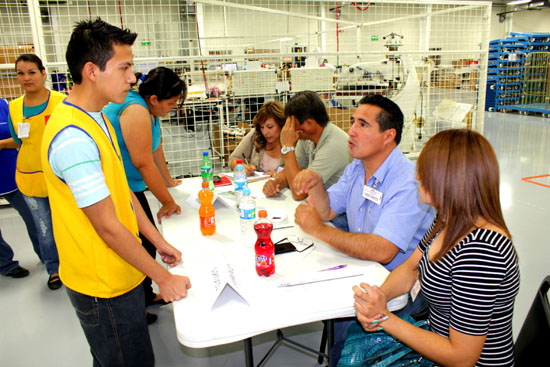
top-left (160, 177), bottom-right (408, 366)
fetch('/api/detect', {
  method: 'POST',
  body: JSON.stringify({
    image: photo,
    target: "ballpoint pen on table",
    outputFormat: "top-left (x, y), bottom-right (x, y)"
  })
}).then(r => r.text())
top-left (319, 264), bottom-right (348, 271)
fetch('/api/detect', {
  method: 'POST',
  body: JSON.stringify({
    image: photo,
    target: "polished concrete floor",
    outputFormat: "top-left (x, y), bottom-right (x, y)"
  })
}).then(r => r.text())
top-left (1, 111), bottom-right (549, 366)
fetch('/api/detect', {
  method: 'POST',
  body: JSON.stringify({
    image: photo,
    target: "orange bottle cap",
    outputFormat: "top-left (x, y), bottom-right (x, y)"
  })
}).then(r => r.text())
top-left (258, 210), bottom-right (267, 218)
top-left (201, 181), bottom-right (209, 188)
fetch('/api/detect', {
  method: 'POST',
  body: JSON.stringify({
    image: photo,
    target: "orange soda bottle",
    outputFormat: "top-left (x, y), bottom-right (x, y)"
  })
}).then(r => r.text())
top-left (199, 181), bottom-right (216, 236)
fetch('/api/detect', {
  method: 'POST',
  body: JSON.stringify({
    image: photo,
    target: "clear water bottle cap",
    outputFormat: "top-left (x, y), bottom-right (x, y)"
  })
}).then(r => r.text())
top-left (203, 151), bottom-right (208, 156)
top-left (243, 187), bottom-right (251, 195)
top-left (236, 164), bottom-right (243, 170)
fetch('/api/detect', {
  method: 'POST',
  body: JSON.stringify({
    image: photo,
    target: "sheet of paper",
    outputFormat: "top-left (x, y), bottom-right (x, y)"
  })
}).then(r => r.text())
top-left (277, 267), bottom-right (363, 287)
top-left (186, 190), bottom-right (232, 210)
top-left (223, 171), bottom-right (272, 182)
top-left (209, 263), bottom-right (253, 309)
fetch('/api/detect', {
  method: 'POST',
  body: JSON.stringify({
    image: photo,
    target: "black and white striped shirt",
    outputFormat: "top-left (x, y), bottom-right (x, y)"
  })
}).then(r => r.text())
top-left (418, 224), bottom-right (520, 367)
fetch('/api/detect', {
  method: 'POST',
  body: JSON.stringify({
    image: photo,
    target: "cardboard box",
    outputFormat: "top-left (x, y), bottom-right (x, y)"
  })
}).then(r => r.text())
top-left (0, 76), bottom-right (22, 101)
top-left (0, 45), bottom-right (35, 64)
top-left (327, 106), bottom-right (354, 132)
top-left (212, 124), bottom-right (247, 165)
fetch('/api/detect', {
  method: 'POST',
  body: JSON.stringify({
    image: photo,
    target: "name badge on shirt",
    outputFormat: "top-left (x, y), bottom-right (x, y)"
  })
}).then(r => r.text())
top-left (18, 122), bottom-right (30, 139)
top-left (410, 279), bottom-right (421, 302)
top-left (362, 185), bottom-right (383, 205)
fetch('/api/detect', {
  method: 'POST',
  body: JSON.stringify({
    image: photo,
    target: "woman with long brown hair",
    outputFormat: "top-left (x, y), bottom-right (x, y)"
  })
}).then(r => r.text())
top-left (228, 101), bottom-right (286, 176)
top-left (349, 129), bottom-right (520, 366)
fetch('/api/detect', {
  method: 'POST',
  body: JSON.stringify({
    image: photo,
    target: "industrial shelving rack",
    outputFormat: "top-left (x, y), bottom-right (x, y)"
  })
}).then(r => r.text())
top-left (486, 32), bottom-right (550, 117)
top-left (486, 37), bottom-right (526, 112)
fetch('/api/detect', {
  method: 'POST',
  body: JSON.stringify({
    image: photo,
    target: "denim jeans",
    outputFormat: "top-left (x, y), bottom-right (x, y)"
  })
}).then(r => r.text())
top-left (329, 292), bottom-right (429, 367)
top-left (22, 195), bottom-right (59, 274)
top-left (66, 283), bottom-right (155, 367)
top-left (3, 190), bottom-right (42, 262)
top-left (330, 212), bottom-right (349, 232)
top-left (0, 226), bottom-right (20, 275)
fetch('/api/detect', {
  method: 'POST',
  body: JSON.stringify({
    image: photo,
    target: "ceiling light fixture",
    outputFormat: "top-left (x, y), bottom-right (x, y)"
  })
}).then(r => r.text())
top-left (507, 0), bottom-right (531, 5)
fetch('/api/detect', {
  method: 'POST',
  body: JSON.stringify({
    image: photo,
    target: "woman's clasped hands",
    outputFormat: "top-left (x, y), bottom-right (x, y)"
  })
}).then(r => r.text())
top-left (353, 282), bottom-right (391, 332)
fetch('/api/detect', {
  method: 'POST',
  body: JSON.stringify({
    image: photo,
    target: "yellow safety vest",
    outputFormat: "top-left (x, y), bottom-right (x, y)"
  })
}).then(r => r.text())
top-left (41, 100), bottom-right (145, 298)
top-left (9, 90), bottom-right (65, 197)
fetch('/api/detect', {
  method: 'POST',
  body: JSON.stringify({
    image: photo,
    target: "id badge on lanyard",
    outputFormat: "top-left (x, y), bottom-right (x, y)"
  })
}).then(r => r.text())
top-left (18, 118), bottom-right (30, 139)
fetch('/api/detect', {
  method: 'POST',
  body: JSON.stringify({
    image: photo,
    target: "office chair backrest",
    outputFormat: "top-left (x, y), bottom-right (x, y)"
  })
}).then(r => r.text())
top-left (514, 275), bottom-right (550, 365)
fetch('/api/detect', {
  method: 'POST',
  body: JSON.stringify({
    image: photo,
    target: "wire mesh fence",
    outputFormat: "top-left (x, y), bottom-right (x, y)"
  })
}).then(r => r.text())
top-left (0, 0), bottom-right (491, 178)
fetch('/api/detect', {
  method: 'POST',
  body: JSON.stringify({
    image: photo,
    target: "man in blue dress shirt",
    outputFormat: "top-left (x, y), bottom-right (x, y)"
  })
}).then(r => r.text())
top-left (293, 95), bottom-right (435, 365)
top-left (294, 94), bottom-right (433, 269)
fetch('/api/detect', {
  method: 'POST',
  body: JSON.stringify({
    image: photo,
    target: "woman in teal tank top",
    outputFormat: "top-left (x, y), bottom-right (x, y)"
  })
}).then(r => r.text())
top-left (103, 67), bottom-right (186, 307)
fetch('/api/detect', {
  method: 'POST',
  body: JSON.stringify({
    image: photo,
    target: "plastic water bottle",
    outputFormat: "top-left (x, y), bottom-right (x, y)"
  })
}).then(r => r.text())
top-left (255, 210), bottom-right (275, 277)
top-left (239, 187), bottom-right (256, 247)
top-left (198, 181), bottom-right (215, 236)
top-left (234, 160), bottom-right (247, 209)
top-left (200, 151), bottom-right (214, 190)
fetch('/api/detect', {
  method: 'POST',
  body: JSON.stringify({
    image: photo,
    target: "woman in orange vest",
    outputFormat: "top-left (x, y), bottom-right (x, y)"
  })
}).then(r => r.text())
top-left (8, 54), bottom-right (65, 290)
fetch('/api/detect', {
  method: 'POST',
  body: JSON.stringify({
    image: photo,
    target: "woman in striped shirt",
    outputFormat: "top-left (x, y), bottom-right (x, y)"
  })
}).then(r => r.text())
top-left (352, 129), bottom-right (520, 366)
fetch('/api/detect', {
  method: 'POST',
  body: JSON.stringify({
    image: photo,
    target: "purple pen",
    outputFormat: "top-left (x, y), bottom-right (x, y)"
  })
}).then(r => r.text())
top-left (320, 264), bottom-right (347, 271)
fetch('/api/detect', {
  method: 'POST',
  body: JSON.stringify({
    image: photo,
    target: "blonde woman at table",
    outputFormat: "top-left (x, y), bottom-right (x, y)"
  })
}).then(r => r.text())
top-left (8, 54), bottom-right (65, 290)
top-left (349, 129), bottom-right (520, 367)
top-left (103, 66), bottom-right (186, 307)
top-left (228, 101), bottom-right (286, 176)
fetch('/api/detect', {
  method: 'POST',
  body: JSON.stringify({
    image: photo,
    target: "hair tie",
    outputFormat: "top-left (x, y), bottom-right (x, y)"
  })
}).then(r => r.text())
top-left (138, 73), bottom-right (147, 87)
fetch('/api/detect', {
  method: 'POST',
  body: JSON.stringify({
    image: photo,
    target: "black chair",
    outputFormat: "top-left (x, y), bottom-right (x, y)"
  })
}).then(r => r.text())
top-left (514, 275), bottom-right (550, 365)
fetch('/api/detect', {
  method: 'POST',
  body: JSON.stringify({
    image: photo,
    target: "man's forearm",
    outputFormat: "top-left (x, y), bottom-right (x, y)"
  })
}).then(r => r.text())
top-left (83, 198), bottom-right (170, 285)
top-left (283, 151), bottom-right (306, 200)
top-left (312, 224), bottom-right (399, 264)
top-left (273, 169), bottom-right (288, 189)
top-left (307, 183), bottom-right (333, 220)
top-left (101, 222), bottom-right (170, 284)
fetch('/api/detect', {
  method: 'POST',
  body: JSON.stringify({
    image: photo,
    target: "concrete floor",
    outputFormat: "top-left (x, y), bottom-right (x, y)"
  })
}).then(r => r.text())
top-left (1, 111), bottom-right (549, 366)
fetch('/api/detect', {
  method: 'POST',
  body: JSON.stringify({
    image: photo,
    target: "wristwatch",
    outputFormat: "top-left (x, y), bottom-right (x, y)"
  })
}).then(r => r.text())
top-left (281, 146), bottom-right (295, 155)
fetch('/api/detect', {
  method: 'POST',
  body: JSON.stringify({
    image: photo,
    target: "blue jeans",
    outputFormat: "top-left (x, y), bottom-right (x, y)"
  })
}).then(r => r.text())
top-left (330, 292), bottom-right (429, 367)
top-left (331, 212), bottom-right (349, 232)
top-left (66, 283), bottom-right (155, 367)
top-left (3, 190), bottom-right (42, 261)
top-left (22, 195), bottom-right (59, 274)
top-left (0, 226), bottom-right (20, 275)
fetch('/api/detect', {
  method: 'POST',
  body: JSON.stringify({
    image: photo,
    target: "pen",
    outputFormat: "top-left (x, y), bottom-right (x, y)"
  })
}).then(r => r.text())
top-left (319, 264), bottom-right (347, 272)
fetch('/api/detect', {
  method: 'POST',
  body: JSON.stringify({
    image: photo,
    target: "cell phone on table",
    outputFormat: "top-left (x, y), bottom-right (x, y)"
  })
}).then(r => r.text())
top-left (213, 175), bottom-right (222, 183)
top-left (275, 241), bottom-right (297, 255)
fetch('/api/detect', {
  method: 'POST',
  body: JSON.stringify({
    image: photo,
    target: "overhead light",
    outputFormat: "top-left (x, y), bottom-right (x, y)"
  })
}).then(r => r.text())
top-left (507, 0), bottom-right (531, 5)
top-left (529, 1), bottom-right (545, 7)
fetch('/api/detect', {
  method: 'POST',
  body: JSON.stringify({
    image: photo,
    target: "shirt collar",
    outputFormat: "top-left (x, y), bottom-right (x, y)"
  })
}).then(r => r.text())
top-left (368, 145), bottom-right (402, 186)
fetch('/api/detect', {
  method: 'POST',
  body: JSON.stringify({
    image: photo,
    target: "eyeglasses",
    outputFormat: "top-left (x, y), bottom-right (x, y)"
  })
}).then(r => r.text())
top-left (274, 236), bottom-right (315, 252)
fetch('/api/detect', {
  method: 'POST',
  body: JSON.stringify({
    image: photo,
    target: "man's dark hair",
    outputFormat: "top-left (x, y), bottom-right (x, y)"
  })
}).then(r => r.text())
top-left (359, 94), bottom-right (404, 145)
top-left (66, 18), bottom-right (137, 84)
top-left (284, 90), bottom-right (329, 127)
